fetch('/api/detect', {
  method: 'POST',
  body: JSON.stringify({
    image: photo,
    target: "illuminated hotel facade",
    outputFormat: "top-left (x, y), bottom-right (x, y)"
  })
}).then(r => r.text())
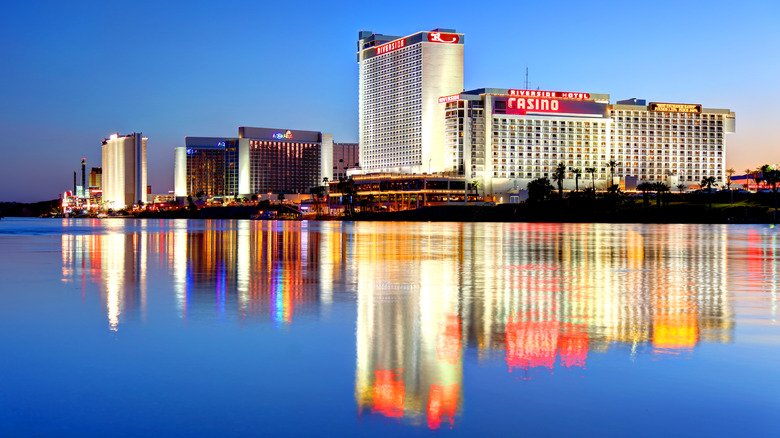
top-left (358, 29), bottom-right (464, 174)
top-left (101, 132), bottom-right (147, 209)
top-left (443, 90), bottom-right (735, 197)
top-left (174, 127), bottom-right (333, 198)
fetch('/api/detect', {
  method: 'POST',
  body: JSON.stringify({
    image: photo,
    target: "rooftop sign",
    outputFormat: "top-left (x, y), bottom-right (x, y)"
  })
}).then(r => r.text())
top-left (649, 103), bottom-right (702, 113)
top-left (438, 94), bottom-right (461, 103)
top-left (376, 39), bottom-right (406, 55)
top-left (427, 32), bottom-right (459, 44)
top-left (508, 89), bottom-right (591, 100)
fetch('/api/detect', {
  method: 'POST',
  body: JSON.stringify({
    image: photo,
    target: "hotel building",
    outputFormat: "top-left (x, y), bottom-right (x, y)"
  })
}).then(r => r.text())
top-left (333, 142), bottom-right (359, 180)
top-left (357, 29), bottom-right (464, 174)
top-left (610, 99), bottom-right (735, 187)
top-left (443, 90), bottom-right (735, 197)
top-left (101, 132), bottom-right (147, 209)
top-left (174, 127), bottom-right (333, 198)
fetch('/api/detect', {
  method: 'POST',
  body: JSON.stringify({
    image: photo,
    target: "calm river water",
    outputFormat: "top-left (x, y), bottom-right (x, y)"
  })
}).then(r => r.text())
top-left (0, 218), bottom-right (778, 436)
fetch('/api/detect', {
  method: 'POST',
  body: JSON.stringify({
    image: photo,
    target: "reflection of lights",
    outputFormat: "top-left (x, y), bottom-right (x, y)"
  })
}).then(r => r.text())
top-left (372, 369), bottom-right (405, 418)
top-left (505, 314), bottom-right (560, 371)
top-left (653, 314), bottom-right (698, 351)
top-left (427, 383), bottom-right (459, 429)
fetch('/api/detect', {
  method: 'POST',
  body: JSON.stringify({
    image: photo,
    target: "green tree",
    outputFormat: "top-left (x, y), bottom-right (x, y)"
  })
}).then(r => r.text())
top-left (527, 177), bottom-right (554, 204)
top-left (760, 164), bottom-right (779, 223)
top-left (471, 180), bottom-right (482, 200)
top-left (701, 176), bottom-right (717, 208)
top-left (572, 167), bottom-right (582, 192)
top-left (637, 182), bottom-right (653, 208)
top-left (552, 162), bottom-right (566, 199)
top-left (653, 182), bottom-right (669, 208)
top-left (726, 168), bottom-right (735, 189)
top-left (606, 160), bottom-right (618, 187)
top-left (585, 167), bottom-right (597, 190)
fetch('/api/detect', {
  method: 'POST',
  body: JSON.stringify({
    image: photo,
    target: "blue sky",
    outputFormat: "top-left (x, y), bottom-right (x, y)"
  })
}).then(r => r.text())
top-left (1, 0), bottom-right (778, 201)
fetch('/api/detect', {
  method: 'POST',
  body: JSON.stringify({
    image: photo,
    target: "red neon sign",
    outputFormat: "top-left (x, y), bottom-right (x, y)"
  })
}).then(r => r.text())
top-left (508, 89), bottom-right (590, 100)
top-left (376, 39), bottom-right (406, 55)
top-left (508, 97), bottom-right (560, 112)
top-left (427, 32), bottom-right (459, 43)
top-left (438, 94), bottom-right (461, 103)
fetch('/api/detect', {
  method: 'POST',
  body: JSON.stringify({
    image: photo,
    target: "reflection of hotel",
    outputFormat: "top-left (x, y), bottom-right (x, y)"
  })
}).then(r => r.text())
top-left (61, 220), bottom-right (148, 331)
top-left (352, 222), bottom-right (734, 428)
top-left (354, 223), bottom-right (463, 429)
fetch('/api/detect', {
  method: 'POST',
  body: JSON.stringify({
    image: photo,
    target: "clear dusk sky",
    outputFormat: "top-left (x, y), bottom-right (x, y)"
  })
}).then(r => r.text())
top-left (1, 0), bottom-right (778, 202)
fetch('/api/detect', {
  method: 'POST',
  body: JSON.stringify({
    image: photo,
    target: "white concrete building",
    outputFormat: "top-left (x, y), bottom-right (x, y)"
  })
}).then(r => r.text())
top-left (610, 99), bottom-right (736, 189)
top-left (101, 132), bottom-right (147, 209)
top-left (444, 89), bottom-right (613, 197)
top-left (444, 91), bottom-right (736, 199)
top-left (357, 29), bottom-right (464, 174)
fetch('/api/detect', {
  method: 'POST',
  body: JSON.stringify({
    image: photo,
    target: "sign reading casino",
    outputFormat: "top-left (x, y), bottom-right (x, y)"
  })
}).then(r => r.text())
top-left (494, 96), bottom-right (607, 116)
top-left (649, 102), bottom-right (702, 113)
top-left (508, 89), bottom-right (591, 100)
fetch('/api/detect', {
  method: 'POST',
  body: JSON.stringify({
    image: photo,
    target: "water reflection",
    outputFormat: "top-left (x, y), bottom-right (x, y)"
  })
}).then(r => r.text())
top-left (57, 220), bottom-right (779, 431)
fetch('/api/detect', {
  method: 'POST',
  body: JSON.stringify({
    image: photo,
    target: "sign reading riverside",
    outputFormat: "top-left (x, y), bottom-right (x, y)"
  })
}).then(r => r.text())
top-left (509, 89), bottom-right (591, 100)
top-left (495, 96), bottom-right (607, 116)
top-left (438, 94), bottom-right (461, 103)
top-left (649, 103), bottom-right (702, 113)
top-left (376, 39), bottom-right (406, 55)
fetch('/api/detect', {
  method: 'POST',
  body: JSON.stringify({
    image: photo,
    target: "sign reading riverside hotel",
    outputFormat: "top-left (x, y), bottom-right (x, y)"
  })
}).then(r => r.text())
top-left (494, 96), bottom-right (607, 116)
top-left (649, 102), bottom-right (702, 113)
top-left (508, 89), bottom-right (591, 100)
top-left (376, 39), bottom-right (406, 55)
top-left (438, 94), bottom-right (461, 103)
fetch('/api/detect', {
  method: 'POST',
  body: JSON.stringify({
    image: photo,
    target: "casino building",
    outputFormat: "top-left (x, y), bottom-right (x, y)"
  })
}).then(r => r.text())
top-left (174, 127), bottom-right (333, 198)
top-left (443, 89), bottom-right (735, 197)
top-left (358, 29), bottom-right (464, 174)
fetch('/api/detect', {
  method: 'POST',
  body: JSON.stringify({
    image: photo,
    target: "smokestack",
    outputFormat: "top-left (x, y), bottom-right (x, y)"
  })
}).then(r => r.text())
top-left (81, 158), bottom-right (86, 198)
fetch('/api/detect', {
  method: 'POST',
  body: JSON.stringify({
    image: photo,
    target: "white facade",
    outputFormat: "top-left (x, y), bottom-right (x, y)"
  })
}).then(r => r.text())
top-left (101, 133), bottom-right (147, 209)
top-left (610, 103), bottom-right (735, 188)
top-left (445, 91), bottom-right (736, 197)
top-left (358, 29), bottom-right (463, 174)
top-left (445, 90), bottom-right (613, 196)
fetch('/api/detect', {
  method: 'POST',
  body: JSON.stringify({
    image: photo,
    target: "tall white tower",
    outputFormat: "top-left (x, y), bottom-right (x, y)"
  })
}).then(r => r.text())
top-left (357, 29), bottom-right (464, 174)
top-left (101, 132), bottom-right (147, 209)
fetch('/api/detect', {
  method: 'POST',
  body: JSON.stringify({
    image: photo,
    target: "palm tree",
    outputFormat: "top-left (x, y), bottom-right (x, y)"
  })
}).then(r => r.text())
top-left (653, 182), bottom-right (669, 208)
top-left (701, 176), bottom-right (717, 208)
top-left (761, 164), bottom-right (779, 223)
top-left (552, 162), bottom-right (566, 198)
top-left (725, 168), bottom-right (735, 189)
top-left (585, 167), bottom-right (596, 190)
top-left (572, 168), bottom-right (582, 192)
top-left (471, 180), bottom-right (482, 200)
top-left (637, 182), bottom-right (653, 208)
top-left (606, 160), bottom-right (618, 188)
top-left (743, 168), bottom-right (753, 190)
top-left (676, 183), bottom-right (685, 194)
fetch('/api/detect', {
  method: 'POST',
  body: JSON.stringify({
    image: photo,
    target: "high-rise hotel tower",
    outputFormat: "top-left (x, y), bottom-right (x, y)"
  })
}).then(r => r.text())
top-left (357, 29), bottom-right (464, 174)
top-left (101, 132), bottom-right (147, 209)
